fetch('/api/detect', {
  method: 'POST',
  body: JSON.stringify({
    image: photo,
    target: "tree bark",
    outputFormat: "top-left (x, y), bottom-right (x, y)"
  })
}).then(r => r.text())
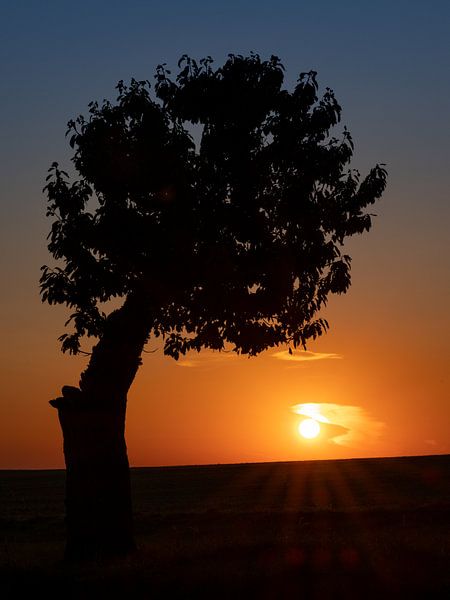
top-left (50, 294), bottom-right (152, 560)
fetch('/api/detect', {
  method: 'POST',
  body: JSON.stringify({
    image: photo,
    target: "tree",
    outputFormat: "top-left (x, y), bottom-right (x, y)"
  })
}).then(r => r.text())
top-left (41, 53), bottom-right (387, 559)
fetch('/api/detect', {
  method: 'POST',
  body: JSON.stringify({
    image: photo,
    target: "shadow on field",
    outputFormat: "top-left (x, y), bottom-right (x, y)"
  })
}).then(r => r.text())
top-left (1, 455), bottom-right (449, 598)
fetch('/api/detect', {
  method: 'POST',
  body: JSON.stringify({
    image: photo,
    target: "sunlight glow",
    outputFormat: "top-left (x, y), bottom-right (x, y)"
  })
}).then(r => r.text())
top-left (292, 402), bottom-right (385, 446)
top-left (298, 418), bottom-right (321, 439)
top-left (293, 403), bottom-right (331, 424)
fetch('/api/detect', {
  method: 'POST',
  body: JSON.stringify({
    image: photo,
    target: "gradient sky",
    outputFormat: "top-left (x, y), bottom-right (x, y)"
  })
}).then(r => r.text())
top-left (1, 1), bottom-right (449, 468)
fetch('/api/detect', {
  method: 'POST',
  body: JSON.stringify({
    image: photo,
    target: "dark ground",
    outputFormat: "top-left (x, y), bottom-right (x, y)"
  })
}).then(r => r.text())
top-left (1, 454), bottom-right (449, 599)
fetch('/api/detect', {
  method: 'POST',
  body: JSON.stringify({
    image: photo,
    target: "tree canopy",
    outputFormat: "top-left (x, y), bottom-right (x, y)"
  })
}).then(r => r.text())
top-left (41, 53), bottom-right (387, 359)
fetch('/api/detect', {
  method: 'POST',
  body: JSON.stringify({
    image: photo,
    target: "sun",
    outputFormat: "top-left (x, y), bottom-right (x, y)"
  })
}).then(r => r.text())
top-left (298, 418), bottom-right (321, 439)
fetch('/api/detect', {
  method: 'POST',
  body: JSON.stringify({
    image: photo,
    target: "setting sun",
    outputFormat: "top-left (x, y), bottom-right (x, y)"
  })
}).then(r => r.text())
top-left (298, 418), bottom-right (321, 439)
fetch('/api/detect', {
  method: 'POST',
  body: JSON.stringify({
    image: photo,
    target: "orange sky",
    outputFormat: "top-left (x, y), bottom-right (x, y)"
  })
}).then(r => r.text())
top-left (1, 203), bottom-right (449, 468)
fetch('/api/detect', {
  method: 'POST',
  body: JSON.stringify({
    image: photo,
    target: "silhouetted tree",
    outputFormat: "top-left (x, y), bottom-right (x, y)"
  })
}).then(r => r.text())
top-left (41, 53), bottom-right (387, 559)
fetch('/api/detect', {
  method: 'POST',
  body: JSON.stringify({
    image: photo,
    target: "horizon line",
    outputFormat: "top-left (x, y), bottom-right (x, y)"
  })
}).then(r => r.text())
top-left (1, 451), bottom-right (448, 472)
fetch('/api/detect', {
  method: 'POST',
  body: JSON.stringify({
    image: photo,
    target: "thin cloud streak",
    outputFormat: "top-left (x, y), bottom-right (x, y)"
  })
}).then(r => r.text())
top-left (273, 350), bottom-right (342, 362)
top-left (176, 351), bottom-right (237, 368)
top-left (177, 349), bottom-right (342, 368)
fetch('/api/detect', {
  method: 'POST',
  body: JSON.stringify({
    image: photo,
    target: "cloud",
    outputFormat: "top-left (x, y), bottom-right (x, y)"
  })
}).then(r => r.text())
top-left (176, 351), bottom-right (237, 368)
top-left (272, 350), bottom-right (342, 362)
top-left (292, 402), bottom-right (385, 447)
top-left (177, 349), bottom-right (342, 368)
top-left (176, 360), bottom-right (199, 368)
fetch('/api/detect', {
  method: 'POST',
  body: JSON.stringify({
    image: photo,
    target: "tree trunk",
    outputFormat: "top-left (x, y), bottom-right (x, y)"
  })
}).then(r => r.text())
top-left (50, 295), bottom-right (152, 560)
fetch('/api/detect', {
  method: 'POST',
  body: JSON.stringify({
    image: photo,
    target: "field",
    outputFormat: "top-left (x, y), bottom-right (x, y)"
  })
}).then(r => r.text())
top-left (1, 454), bottom-right (449, 598)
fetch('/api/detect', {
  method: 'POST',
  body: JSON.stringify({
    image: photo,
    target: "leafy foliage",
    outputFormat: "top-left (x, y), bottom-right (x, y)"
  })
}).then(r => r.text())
top-left (41, 53), bottom-right (387, 358)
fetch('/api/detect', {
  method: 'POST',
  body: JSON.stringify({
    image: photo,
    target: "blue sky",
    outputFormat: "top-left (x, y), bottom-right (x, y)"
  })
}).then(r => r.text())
top-left (2, 0), bottom-right (448, 311)
top-left (2, 1), bottom-right (449, 219)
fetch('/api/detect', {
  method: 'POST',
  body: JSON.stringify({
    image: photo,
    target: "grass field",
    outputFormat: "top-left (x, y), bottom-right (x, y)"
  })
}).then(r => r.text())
top-left (1, 454), bottom-right (449, 598)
